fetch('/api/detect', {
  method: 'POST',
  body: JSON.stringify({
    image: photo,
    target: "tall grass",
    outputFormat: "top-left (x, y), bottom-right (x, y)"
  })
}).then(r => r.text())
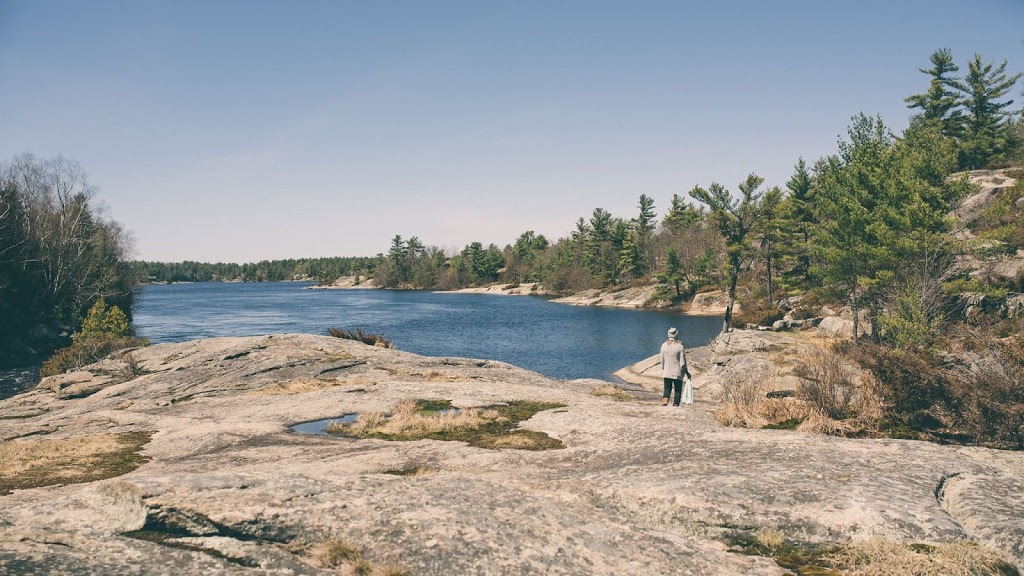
top-left (327, 327), bottom-right (394, 349)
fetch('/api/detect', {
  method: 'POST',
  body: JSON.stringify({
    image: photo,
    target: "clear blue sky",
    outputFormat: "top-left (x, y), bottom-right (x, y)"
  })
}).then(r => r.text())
top-left (1, 0), bottom-right (1022, 262)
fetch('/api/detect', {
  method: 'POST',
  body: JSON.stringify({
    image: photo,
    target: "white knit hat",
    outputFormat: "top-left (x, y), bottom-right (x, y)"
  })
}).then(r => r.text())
top-left (668, 327), bottom-right (678, 338)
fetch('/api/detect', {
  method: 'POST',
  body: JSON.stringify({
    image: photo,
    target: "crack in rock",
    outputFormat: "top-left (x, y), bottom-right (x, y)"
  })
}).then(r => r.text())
top-left (935, 472), bottom-right (966, 534)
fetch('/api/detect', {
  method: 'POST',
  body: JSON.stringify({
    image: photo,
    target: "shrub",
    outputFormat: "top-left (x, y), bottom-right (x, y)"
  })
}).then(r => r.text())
top-left (76, 298), bottom-right (133, 341)
top-left (40, 336), bottom-right (149, 377)
top-left (327, 327), bottom-right (394, 349)
top-left (717, 376), bottom-right (767, 428)
top-left (850, 345), bottom-right (952, 418)
top-left (733, 298), bottom-right (784, 327)
top-left (946, 334), bottom-right (1024, 449)
top-left (794, 350), bottom-right (856, 419)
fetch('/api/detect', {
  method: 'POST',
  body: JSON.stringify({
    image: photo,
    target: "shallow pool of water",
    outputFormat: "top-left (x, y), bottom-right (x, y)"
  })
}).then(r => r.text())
top-left (289, 414), bottom-right (358, 435)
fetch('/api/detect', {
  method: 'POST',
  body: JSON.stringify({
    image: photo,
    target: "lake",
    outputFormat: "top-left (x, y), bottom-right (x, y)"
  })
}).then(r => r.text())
top-left (0, 282), bottom-right (723, 399)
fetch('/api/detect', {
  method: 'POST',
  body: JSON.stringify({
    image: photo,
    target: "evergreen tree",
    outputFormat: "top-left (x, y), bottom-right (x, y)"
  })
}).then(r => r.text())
top-left (663, 247), bottom-right (683, 297)
top-left (950, 53), bottom-right (1022, 169)
top-left (758, 186), bottom-right (786, 305)
top-left (663, 194), bottom-right (705, 233)
top-left (690, 174), bottom-right (777, 332)
top-left (634, 194), bottom-right (656, 275)
top-left (812, 114), bottom-right (952, 344)
top-left (905, 48), bottom-right (964, 138)
top-left (586, 208), bottom-right (615, 284)
top-left (617, 228), bottom-right (643, 280)
top-left (782, 158), bottom-right (815, 285)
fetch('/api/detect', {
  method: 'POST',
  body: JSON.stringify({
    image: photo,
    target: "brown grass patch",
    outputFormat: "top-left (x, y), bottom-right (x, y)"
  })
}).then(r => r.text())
top-left (592, 385), bottom-right (634, 401)
top-left (0, 431), bottom-right (150, 494)
top-left (250, 378), bottom-right (339, 396)
top-left (826, 539), bottom-right (1017, 575)
top-left (331, 399), bottom-right (565, 450)
top-left (336, 400), bottom-right (499, 436)
top-left (797, 411), bottom-right (856, 436)
top-left (304, 538), bottom-right (407, 575)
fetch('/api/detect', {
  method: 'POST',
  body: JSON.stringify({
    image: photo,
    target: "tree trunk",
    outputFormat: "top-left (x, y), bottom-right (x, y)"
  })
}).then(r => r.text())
top-left (851, 284), bottom-right (859, 346)
top-left (723, 263), bottom-right (740, 333)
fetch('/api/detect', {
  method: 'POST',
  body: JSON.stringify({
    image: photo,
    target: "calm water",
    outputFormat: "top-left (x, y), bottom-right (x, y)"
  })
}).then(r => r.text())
top-left (132, 282), bottom-right (722, 382)
top-left (0, 283), bottom-right (722, 399)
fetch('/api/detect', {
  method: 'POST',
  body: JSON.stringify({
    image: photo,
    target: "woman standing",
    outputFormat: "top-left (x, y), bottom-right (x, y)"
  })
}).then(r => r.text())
top-left (660, 327), bottom-right (691, 406)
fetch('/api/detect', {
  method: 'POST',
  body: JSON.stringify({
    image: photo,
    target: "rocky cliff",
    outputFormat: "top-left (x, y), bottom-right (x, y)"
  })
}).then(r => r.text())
top-left (1, 334), bottom-right (1021, 574)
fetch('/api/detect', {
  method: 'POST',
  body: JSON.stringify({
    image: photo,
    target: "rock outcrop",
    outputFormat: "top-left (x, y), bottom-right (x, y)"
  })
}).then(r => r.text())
top-left (1, 334), bottom-right (1022, 574)
top-left (551, 285), bottom-right (666, 308)
top-left (950, 169), bottom-right (1018, 227)
top-left (438, 282), bottom-right (548, 296)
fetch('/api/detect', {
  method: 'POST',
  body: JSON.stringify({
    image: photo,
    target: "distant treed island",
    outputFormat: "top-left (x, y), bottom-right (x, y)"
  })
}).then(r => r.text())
top-left (3, 49), bottom-right (1024, 448)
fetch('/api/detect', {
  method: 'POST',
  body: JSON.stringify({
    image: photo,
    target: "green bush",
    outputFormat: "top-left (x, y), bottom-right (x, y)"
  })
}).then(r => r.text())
top-left (76, 298), bottom-right (133, 341)
top-left (40, 298), bottom-right (147, 377)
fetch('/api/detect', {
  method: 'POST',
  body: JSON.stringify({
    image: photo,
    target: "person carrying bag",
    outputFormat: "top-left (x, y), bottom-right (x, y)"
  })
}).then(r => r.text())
top-left (660, 327), bottom-right (692, 407)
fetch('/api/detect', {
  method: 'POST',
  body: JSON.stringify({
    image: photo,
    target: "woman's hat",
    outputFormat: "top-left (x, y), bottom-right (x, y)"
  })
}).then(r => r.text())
top-left (668, 327), bottom-right (678, 338)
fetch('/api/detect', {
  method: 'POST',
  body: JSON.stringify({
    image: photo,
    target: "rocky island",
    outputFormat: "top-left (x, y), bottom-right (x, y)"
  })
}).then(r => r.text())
top-left (1, 333), bottom-right (1021, 574)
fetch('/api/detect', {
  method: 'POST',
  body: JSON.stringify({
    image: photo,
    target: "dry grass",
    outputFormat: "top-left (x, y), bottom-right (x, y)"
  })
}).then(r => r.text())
top-left (250, 378), bottom-right (339, 396)
top-left (717, 370), bottom-right (772, 428)
top-left (327, 327), bottom-right (394, 349)
top-left (592, 385), bottom-right (634, 401)
top-left (0, 432), bottom-right (150, 494)
top-left (826, 539), bottom-right (1016, 575)
top-left (314, 539), bottom-right (362, 568)
top-left (330, 399), bottom-right (565, 450)
top-left (797, 410), bottom-right (856, 436)
top-left (754, 528), bottom-right (786, 552)
top-left (307, 538), bottom-right (407, 575)
top-left (794, 350), bottom-right (856, 419)
top-left (475, 430), bottom-right (560, 450)
top-left (758, 398), bottom-right (813, 423)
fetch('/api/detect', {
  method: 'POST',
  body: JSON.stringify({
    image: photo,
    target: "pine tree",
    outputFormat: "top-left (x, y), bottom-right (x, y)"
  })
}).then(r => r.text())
top-left (782, 158), bottom-right (815, 286)
top-left (950, 54), bottom-right (1022, 169)
top-left (905, 48), bottom-right (964, 138)
top-left (663, 194), bottom-right (705, 233)
top-left (663, 247), bottom-right (683, 297)
top-left (690, 174), bottom-right (777, 332)
top-left (635, 194), bottom-right (656, 276)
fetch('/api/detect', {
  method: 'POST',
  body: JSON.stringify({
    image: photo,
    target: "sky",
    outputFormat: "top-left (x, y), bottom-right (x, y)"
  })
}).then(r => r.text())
top-left (1, 1), bottom-right (1023, 263)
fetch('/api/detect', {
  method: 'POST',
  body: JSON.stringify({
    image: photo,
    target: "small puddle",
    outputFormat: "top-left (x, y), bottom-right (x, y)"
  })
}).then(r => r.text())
top-left (289, 414), bottom-right (358, 435)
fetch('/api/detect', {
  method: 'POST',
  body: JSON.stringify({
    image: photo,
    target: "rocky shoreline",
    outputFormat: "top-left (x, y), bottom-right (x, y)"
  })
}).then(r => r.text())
top-left (1, 333), bottom-right (1021, 574)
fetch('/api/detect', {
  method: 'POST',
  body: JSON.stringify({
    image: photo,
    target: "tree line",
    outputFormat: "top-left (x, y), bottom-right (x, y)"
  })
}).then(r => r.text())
top-left (131, 257), bottom-right (379, 284)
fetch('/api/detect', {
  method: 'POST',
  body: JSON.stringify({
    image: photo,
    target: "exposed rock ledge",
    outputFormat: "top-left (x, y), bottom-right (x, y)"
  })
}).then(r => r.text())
top-left (305, 275), bottom-right (379, 289)
top-left (552, 286), bottom-right (733, 314)
top-left (435, 282), bottom-right (550, 296)
top-left (1, 334), bottom-right (1022, 574)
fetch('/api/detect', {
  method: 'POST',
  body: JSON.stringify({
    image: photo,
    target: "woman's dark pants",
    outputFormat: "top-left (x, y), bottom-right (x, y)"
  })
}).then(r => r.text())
top-left (663, 378), bottom-right (683, 406)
